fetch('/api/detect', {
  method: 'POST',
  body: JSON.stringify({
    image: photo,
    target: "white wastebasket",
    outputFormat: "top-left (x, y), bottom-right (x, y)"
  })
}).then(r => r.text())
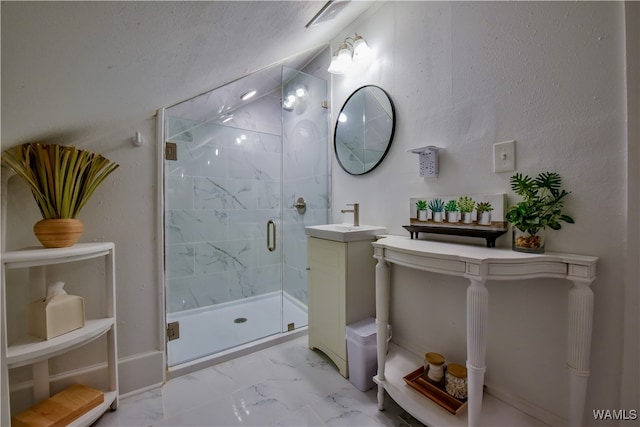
top-left (346, 317), bottom-right (391, 391)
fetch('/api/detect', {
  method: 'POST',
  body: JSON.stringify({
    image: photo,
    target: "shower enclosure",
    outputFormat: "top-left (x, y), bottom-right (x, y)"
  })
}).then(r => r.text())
top-left (162, 60), bottom-right (329, 368)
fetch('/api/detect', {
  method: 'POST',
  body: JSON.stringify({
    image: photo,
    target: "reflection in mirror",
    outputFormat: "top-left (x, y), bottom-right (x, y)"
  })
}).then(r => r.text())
top-left (334, 85), bottom-right (395, 175)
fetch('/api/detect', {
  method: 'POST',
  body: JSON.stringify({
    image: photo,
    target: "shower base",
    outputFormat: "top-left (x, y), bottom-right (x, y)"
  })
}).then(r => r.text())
top-left (167, 292), bottom-right (307, 378)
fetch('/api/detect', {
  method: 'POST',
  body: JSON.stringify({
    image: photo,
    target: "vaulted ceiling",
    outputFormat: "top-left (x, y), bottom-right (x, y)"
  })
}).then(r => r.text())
top-left (1, 1), bottom-right (375, 148)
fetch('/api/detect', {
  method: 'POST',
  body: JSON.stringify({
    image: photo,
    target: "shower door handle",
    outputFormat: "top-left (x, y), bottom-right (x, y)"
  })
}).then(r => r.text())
top-left (267, 220), bottom-right (276, 252)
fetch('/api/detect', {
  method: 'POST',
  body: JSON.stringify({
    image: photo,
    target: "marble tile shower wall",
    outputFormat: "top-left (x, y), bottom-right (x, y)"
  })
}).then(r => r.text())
top-left (165, 116), bottom-right (328, 314)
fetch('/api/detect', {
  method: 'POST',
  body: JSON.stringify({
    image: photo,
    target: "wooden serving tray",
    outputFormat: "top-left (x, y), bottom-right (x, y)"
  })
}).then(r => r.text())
top-left (403, 366), bottom-right (467, 415)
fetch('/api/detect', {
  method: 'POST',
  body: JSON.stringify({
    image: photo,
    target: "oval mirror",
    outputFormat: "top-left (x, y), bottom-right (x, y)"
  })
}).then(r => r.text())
top-left (334, 85), bottom-right (396, 175)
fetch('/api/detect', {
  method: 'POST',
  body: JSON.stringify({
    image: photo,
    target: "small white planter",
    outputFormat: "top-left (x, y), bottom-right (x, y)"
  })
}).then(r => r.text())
top-left (478, 212), bottom-right (491, 225)
top-left (418, 210), bottom-right (428, 221)
top-left (462, 212), bottom-right (473, 224)
top-left (447, 211), bottom-right (459, 223)
top-left (433, 211), bottom-right (443, 222)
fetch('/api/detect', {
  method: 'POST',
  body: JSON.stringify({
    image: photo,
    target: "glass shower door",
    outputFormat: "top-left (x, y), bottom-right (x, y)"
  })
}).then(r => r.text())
top-left (163, 64), bottom-right (327, 367)
top-left (164, 118), bottom-right (284, 366)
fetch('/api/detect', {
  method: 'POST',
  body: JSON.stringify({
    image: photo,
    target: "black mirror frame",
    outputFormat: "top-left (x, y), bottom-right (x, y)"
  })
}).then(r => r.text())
top-left (334, 85), bottom-right (396, 176)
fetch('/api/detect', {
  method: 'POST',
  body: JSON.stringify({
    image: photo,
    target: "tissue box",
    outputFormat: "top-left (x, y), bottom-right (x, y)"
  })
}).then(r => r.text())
top-left (28, 295), bottom-right (85, 340)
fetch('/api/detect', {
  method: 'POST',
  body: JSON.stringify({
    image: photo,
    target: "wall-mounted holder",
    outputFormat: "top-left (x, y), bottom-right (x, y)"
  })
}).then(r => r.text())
top-left (132, 131), bottom-right (146, 146)
top-left (409, 146), bottom-right (441, 178)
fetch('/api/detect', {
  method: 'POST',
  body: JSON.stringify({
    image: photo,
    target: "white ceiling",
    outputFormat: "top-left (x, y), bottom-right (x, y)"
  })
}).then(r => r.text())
top-left (1, 1), bottom-right (376, 148)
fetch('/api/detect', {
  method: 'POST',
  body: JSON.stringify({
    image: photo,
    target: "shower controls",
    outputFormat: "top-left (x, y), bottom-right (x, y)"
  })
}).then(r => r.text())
top-left (294, 197), bottom-right (307, 214)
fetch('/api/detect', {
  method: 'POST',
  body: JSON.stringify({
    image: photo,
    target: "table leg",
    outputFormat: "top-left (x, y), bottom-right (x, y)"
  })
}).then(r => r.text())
top-left (567, 279), bottom-right (594, 427)
top-left (467, 278), bottom-right (488, 427)
top-left (375, 255), bottom-right (390, 411)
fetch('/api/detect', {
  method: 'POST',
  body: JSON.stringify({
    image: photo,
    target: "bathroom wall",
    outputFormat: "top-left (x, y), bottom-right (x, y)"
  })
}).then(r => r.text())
top-left (330, 1), bottom-right (636, 424)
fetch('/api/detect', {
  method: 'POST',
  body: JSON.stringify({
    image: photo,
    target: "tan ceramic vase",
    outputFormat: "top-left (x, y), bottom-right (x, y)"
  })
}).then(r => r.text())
top-left (33, 218), bottom-right (84, 248)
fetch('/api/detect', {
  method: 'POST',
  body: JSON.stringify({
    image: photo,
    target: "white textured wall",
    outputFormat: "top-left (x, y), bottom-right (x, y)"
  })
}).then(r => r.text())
top-left (331, 1), bottom-right (636, 423)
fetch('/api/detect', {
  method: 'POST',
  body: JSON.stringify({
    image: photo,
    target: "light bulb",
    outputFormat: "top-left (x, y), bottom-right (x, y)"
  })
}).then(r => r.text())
top-left (352, 35), bottom-right (372, 62)
top-left (328, 42), bottom-right (353, 74)
top-left (240, 89), bottom-right (257, 101)
top-left (295, 86), bottom-right (307, 97)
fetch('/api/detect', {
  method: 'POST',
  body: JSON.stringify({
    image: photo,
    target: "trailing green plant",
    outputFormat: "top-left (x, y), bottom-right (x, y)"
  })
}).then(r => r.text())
top-left (415, 200), bottom-right (428, 211)
top-left (505, 171), bottom-right (574, 235)
top-left (457, 196), bottom-right (475, 213)
top-left (476, 201), bottom-right (493, 214)
top-left (427, 197), bottom-right (445, 213)
top-left (2, 143), bottom-right (119, 219)
top-left (445, 200), bottom-right (458, 213)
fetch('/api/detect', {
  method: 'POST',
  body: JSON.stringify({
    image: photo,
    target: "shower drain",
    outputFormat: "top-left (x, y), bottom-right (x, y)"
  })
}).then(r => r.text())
top-left (234, 317), bottom-right (248, 324)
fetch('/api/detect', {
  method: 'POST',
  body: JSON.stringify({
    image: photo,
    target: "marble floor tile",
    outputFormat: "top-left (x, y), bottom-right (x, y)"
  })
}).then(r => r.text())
top-left (94, 335), bottom-right (423, 427)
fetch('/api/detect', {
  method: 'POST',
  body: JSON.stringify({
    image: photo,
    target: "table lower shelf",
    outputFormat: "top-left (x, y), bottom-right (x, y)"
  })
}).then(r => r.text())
top-left (374, 344), bottom-right (547, 427)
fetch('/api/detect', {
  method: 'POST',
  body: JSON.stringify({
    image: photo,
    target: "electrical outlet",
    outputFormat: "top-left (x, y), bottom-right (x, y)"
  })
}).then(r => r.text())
top-left (493, 140), bottom-right (515, 173)
top-left (420, 149), bottom-right (439, 178)
top-left (409, 146), bottom-right (441, 178)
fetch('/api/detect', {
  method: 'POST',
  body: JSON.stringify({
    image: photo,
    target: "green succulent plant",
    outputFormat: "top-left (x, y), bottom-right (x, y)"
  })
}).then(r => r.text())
top-left (476, 201), bottom-right (493, 214)
top-left (427, 197), bottom-right (445, 213)
top-left (445, 200), bottom-right (458, 213)
top-left (505, 171), bottom-right (574, 235)
top-left (415, 200), bottom-right (428, 211)
top-left (457, 196), bottom-right (475, 213)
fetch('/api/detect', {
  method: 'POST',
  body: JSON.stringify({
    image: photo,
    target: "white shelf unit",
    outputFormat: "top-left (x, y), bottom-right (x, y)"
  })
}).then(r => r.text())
top-left (1, 242), bottom-right (119, 426)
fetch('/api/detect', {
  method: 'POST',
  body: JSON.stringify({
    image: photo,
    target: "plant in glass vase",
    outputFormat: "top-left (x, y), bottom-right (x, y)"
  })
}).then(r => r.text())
top-left (505, 171), bottom-right (574, 253)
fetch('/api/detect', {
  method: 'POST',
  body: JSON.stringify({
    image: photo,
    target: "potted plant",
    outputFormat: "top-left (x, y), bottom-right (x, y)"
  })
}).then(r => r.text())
top-left (505, 171), bottom-right (574, 253)
top-left (427, 198), bottom-right (445, 222)
top-left (416, 200), bottom-right (429, 221)
top-left (1, 143), bottom-right (119, 248)
top-left (457, 196), bottom-right (475, 224)
top-left (476, 201), bottom-right (493, 225)
top-left (445, 199), bottom-right (459, 223)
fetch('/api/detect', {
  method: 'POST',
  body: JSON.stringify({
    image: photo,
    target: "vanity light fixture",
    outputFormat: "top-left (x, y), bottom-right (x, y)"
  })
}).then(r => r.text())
top-left (327, 33), bottom-right (372, 74)
top-left (240, 89), bottom-right (257, 101)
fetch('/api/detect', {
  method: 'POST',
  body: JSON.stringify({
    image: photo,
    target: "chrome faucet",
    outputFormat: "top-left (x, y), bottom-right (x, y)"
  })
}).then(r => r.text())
top-left (341, 203), bottom-right (359, 226)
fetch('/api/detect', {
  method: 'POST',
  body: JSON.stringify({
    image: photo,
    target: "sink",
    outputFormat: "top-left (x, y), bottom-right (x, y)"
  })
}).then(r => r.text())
top-left (305, 224), bottom-right (387, 242)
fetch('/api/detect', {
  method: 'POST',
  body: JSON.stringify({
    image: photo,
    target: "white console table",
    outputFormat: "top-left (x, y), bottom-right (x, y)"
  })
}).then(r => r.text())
top-left (372, 236), bottom-right (597, 427)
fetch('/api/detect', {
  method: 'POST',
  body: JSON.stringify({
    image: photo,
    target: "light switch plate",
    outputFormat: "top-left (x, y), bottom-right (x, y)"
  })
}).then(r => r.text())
top-left (493, 140), bottom-right (515, 173)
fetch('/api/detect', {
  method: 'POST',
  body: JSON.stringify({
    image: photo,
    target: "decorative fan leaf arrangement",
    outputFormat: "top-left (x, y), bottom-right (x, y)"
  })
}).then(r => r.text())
top-left (2, 143), bottom-right (119, 219)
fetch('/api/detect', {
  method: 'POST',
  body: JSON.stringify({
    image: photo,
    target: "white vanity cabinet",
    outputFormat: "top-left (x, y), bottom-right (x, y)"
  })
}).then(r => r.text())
top-left (307, 236), bottom-right (377, 377)
top-left (1, 242), bottom-right (119, 426)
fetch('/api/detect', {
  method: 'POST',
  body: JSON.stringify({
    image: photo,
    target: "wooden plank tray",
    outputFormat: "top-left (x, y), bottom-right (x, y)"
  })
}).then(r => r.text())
top-left (403, 366), bottom-right (467, 415)
top-left (12, 384), bottom-right (104, 427)
top-left (403, 222), bottom-right (508, 248)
